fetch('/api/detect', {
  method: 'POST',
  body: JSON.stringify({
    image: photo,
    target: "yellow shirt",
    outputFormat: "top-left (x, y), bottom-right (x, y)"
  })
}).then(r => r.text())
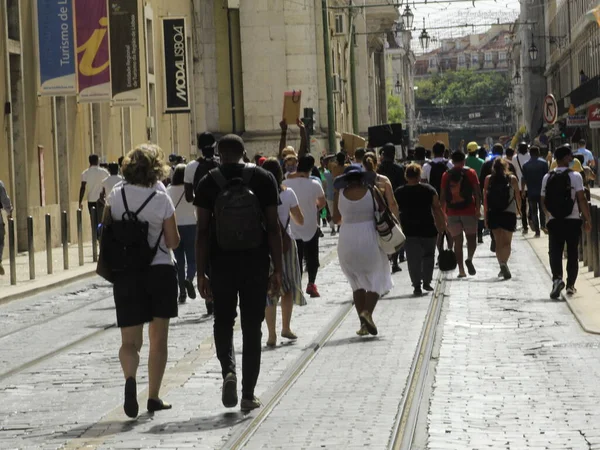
top-left (550, 158), bottom-right (584, 173)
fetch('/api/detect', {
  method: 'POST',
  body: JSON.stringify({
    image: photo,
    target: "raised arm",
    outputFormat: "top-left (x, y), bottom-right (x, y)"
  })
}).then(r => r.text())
top-left (278, 120), bottom-right (288, 160)
top-left (297, 119), bottom-right (308, 157)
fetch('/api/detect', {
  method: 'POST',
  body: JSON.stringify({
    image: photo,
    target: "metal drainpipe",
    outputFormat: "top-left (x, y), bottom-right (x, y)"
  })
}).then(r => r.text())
top-left (227, 8), bottom-right (237, 133)
top-left (322, 0), bottom-right (337, 154)
top-left (349, 2), bottom-right (359, 134)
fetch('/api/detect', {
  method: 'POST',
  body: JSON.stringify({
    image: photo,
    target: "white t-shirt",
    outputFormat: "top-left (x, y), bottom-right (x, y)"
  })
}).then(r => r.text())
top-left (107, 182), bottom-right (176, 266)
top-left (184, 160), bottom-right (199, 185)
top-left (82, 166), bottom-right (110, 202)
top-left (422, 158), bottom-right (453, 182)
top-left (513, 153), bottom-right (531, 190)
top-left (102, 175), bottom-right (123, 197)
top-left (278, 187), bottom-right (299, 236)
top-left (283, 177), bottom-right (324, 241)
top-left (541, 168), bottom-right (584, 221)
top-left (167, 184), bottom-right (196, 226)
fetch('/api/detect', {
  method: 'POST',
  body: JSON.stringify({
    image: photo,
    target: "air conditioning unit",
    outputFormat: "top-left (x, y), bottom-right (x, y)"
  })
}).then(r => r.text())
top-left (332, 74), bottom-right (340, 93)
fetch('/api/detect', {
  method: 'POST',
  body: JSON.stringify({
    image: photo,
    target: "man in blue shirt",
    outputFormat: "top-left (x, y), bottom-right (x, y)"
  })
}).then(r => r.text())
top-left (521, 146), bottom-right (549, 237)
top-left (574, 139), bottom-right (595, 169)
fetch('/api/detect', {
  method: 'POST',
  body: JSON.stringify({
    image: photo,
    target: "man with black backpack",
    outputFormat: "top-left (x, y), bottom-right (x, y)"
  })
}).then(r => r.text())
top-left (184, 132), bottom-right (220, 203)
top-left (440, 151), bottom-right (481, 278)
top-left (422, 141), bottom-right (453, 195)
top-left (541, 145), bottom-right (592, 299)
top-left (194, 134), bottom-right (282, 413)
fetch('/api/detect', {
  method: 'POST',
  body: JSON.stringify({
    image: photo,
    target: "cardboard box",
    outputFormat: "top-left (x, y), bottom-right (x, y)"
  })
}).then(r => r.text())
top-left (341, 132), bottom-right (366, 157)
top-left (282, 90), bottom-right (302, 124)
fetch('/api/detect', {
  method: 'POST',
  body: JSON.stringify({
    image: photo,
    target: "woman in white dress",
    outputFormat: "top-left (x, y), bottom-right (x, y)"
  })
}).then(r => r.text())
top-left (333, 165), bottom-right (393, 336)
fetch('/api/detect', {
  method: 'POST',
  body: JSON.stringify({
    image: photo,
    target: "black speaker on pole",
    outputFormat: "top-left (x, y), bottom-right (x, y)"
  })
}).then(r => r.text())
top-left (368, 123), bottom-right (403, 147)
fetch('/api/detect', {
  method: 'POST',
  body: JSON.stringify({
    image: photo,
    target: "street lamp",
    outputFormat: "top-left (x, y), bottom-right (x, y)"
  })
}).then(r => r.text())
top-left (528, 39), bottom-right (538, 61)
top-left (419, 28), bottom-right (430, 51)
top-left (513, 71), bottom-right (521, 84)
top-left (401, 5), bottom-right (414, 30)
top-left (395, 78), bottom-right (402, 95)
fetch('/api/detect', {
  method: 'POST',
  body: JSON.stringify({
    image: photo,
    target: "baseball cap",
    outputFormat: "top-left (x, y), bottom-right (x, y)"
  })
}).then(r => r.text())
top-left (467, 141), bottom-right (478, 153)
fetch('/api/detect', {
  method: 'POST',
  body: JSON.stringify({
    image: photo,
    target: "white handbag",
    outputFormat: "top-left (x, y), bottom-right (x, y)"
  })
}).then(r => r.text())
top-left (369, 186), bottom-right (406, 255)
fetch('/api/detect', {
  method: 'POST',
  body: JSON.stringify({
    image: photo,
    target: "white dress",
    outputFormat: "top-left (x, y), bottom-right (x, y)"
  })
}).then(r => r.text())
top-left (337, 189), bottom-right (393, 295)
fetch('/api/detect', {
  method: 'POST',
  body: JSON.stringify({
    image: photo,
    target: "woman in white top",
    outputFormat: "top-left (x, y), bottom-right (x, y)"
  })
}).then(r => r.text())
top-left (167, 164), bottom-right (198, 305)
top-left (333, 165), bottom-right (393, 337)
top-left (104, 144), bottom-right (180, 419)
top-left (261, 158), bottom-right (305, 347)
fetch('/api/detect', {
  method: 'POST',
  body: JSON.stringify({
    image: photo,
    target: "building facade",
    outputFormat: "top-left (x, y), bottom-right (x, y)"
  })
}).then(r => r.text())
top-left (0, 0), bottom-right (398, 256)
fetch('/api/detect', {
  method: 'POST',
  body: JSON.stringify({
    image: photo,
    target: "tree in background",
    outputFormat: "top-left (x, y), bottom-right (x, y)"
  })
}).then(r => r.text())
top-left (388, 95), bottom-right (406, 123)
top-left (415, 70), bottom-right (511, 107)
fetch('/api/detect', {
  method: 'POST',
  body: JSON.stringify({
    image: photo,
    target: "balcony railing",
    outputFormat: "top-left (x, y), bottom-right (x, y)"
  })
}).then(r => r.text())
top-left (569, 75), bottom-right (600, 108)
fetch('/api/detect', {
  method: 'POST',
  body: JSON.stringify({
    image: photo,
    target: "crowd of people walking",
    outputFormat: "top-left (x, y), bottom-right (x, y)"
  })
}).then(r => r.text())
top-left (8, 124), bottom-right (589, 421)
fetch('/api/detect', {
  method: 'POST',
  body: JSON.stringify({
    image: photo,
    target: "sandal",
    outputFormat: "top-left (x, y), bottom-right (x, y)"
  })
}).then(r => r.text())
top-left (281, 331), bottom-right (298, 340)
top-left (147, 398), bottom-right (172, 413)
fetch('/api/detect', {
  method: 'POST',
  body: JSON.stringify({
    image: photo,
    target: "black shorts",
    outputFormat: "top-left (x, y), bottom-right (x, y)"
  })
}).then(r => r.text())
top-left (488, 211), bottom-right (517, 232)
top-left (113, 264), bottom-right (178, 328)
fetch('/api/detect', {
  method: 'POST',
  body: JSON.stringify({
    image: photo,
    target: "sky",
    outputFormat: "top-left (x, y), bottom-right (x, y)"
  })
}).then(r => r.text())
top-left (407, 0), bottom-right (522, 53)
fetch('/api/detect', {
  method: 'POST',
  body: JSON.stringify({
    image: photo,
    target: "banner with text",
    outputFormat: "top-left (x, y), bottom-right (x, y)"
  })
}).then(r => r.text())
top-left (162, 17), bottom-right (190, 113)
top-left (109, 0), bottom-right (142, 105)
top-left (36, 0), bottom-right (77, 95)
top-left (75, 0), bottom-right (111, 102)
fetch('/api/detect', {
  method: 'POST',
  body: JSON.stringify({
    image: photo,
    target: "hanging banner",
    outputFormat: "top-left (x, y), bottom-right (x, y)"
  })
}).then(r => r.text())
top-left (589, 104), bottom-right (600, 129)
top-left (75, 0), bottom-right (111, 102)
top-left (108, 0), bottom-right (142, 106)
top-left (567, 115), bottom-right (588, 128)
top-left (36, 0), bottom-right (77, 95)
top-left (162, 17), bottom-right (190, 113)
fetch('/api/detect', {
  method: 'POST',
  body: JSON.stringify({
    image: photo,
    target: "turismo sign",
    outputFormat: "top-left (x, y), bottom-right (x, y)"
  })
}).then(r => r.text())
top-left (36, 0), bottom-right (77, 95)
top-left (109, 0), bottom-right (142, 106)
top-left (162, 17), bottom-right (190, 113)
top-left (566, 115), bottom-right (588, 128)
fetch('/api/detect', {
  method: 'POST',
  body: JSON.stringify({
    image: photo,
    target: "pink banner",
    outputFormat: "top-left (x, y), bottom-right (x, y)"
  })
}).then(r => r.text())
top-left (75, 0), bottom-right (111, 102)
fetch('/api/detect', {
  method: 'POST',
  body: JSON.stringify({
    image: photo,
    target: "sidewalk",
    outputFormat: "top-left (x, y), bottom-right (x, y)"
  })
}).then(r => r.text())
top-left (0, 242), bottom-right (98, 304)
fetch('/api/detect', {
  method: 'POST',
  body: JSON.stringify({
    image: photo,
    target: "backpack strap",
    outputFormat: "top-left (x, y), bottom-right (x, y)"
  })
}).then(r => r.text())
top-left (210, 168), bottom-right (228, 190)
top-left (120, 188), bottom-right (157, 217)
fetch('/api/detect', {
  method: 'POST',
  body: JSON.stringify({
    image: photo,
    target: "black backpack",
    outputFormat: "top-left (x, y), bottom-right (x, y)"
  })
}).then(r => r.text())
top-left (486, 176), bottom-right (512, 212)
top-left (429, 160), bottom-right (448, 195)
top-left (101, 189), bottom-right (163, 273)
top-left (445, 168), bottom-right (473, 210)
top-left (210, 165), bottom-right (266, 251)
top-left (544, 170), bottom-right (574, 219)
top-left (193, 158), bottom-right (220, 191)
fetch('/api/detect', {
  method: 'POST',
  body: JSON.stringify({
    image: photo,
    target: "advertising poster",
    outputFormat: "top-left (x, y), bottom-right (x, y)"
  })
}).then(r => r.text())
top-left (75, 0), bottom-right (111, 102)
top-left (109, 0), bottom-right (142, 105)
top-left (36, 0), bottom-right (77, 95)
top-left (162, 18), bottom-right (190, 113)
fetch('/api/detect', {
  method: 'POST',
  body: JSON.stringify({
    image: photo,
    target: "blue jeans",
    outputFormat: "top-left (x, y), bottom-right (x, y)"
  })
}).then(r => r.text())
top-left (174, 225), bottom-right (197, 286)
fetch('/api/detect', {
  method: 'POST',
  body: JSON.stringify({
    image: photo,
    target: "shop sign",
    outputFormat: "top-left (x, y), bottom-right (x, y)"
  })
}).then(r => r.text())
top-left (588, 104), bottom-right (600, 129)
top-left (566, 115), bottom-right (588, 127)
top-left (162, 17), bottom-right (190, 113)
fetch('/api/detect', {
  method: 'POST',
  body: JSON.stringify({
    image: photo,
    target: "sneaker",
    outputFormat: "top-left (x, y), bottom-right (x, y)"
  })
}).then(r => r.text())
top-left (391, 264), bottom-right (402, 274)
top-left (0, 263), bottom-right (4, 276)
top-left (465, 259), bottom-right (476, 276)
top-left (500, 263), bottom-right (512, 280)
top-left (178, 293), bottom-right (187, 304)
top-left (330, 229), bottom-right (337, 237)
top-left (413, 287), bottom-right (423, 296)
top-left (550, 279), bottom-right (565, 299)
top-left (240, 396), bottom-right (262, 412)
top-left (422, 283), bottom-right (434, 292)
top-left (566, 285), bottom-right (577, 296)
top-left (522, 228), bottom-right (529, 235)
top-left (306, 284), bottom-right (320, 298)
top-left (222, 373), bottom-right (238, 408)
top-left (318, 228), bottom-right (325, 238)
top-left (534, 232), bottom-right (541, 238)
top-left (184, 279), bottom-right (196, 299)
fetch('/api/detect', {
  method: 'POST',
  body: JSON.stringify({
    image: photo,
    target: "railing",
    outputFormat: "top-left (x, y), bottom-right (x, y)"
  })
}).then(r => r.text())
top-left (4, 208), bottom-right (98, 286)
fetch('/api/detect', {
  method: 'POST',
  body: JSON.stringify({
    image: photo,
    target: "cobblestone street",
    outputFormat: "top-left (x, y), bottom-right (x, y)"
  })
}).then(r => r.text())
top-left (2, 234), bottom-right (600, 450)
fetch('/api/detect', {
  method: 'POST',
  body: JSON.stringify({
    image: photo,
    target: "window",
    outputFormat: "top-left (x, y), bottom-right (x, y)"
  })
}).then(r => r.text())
top-left (472, 54), bottom-right (479, 64)
top-left (458, 55), bottom-right (466, 65)
top-left (485, 52), bottom-right (492, 62)
top-left (499, 52), bottom-right (507, 61)
top-left (7, 0), bottom-right (20, 40)
top-left (429, 58), bottom-right (437, 68)
top-left (334, 14), bottom-right (344, 34)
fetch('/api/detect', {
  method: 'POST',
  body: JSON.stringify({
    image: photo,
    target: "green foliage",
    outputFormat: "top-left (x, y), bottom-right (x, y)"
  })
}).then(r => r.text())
top-left (388, 95), bottom-right (406, 123)
top-left (415, 70), bottom-right (511, 107)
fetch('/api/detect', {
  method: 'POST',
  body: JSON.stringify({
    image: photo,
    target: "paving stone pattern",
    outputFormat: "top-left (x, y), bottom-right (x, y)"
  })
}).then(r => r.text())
top-left (428, 235), bottom-right (600, 450)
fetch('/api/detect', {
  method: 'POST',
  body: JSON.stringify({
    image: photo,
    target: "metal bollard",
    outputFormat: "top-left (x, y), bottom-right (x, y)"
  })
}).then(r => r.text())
top-left (8, 218), bottom-right (16, 285)
top-left (27, 216), bottom-right (35, 280)
top-left (91, 206), bottom-right (98, 263)
top-left (578, 225), bottom-right (584, 262)
top-left (582, 213), bottom-right (589, 267)
top-left (587, 203), bottom-right (594, 273)
top-left (45, 214), bottom-right (53, 275)
top-left (595, 206), bottom-right (600, 278)
top-left (591, 205), bottom-right (598, 275)
top-left (77, 209), bottom-right (84, 266)
top-left (61, 211), bottom-right (69, 270)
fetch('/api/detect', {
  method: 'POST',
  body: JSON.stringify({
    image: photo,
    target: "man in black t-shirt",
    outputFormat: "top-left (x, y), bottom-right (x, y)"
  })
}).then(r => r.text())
top-left (194, 134), bottom-right (282, 413)
top-left (395, 163), bottom-right (446, 296)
